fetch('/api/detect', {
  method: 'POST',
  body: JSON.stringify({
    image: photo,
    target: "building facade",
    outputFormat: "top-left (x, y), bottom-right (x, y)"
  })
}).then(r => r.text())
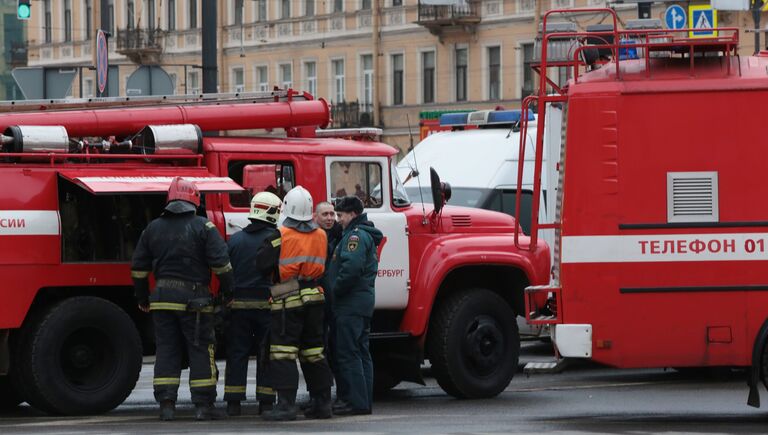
top-left (22, 1), bottom-right (761, 153)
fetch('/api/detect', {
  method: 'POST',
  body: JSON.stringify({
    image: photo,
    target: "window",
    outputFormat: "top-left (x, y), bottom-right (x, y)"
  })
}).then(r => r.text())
top-left (232, 67), bottom-right (244, 92)
top-left (330, 161), bottom-right (383, 208)
top-left (522, 43), bottom-right (535, 99)
top-left (234, 0), bottom-right (244, 25)
top-left (147, 0), bottom-right (156, 30)
top-left (85, 0), bottom-right (92, 39)
top-left (361, 54), bottom-right (374, 112)
top-left (281, 0), bottom-right (290, 19)
top-left (189, 0), bottom-right (197, 28)
top-left (422, 51), bottom-right (435, 104)
top-left (83, 78), bottom-right (94, 98)
top-left (256, 0), bottom-right (266, 21)
top-left (168, 0), bottom-right (176, 30)
top-left (361, 0), bottom-right (371, 9)
top-left (188, 71), bottom-right (200, 94)
top-left (332, 59), bottom-right (345, 103)
top-left (64, 0), bottom-right (72, 42)
top-left (392, 53), bottom-right (403, 105)
top-left (305, 0), bottom-right (314, 16)
top-left (304, 61), bottom-right (317, 97)
top-left (333, 0), bottom-right (343, 12)
top-left (127, 0), bottom-right (135, 30)
top-left (279, 63), bottom-right (292, 88)
top-left (455, 47), bottom-right (467, 102)
top-left (552, 0), bottom-right (574, 7)
top-left (228, 162), bottom-right (296, 207)
top-left (488, 46), bottom-right (501, 100)
top-left (107, 0), bottom-right (114, 35)
top-left (393, 0), bottom-right (403, 6)
top-left (487, 190), bottom-right (534, 234)
top-left (169, 73), bottom-right (177, 92)
top-left (518, 0), bottom-right (534, 13)
top-left (256, 66), bottom-right (269, 91)
top-left (44, 0), bottom-right (51, 43)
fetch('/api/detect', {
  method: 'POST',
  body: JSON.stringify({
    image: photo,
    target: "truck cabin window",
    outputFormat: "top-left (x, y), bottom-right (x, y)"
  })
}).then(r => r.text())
top-left (228, 162), bottom-right (296, 207)
top-left (330, 161), bottom-right (383, 208)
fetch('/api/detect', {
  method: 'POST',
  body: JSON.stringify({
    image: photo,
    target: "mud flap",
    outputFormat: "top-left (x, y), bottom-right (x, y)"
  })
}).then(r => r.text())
top-left (370, 332), bottom-right (425, 386)
top-left (747, 319), bottom-right (768, 408)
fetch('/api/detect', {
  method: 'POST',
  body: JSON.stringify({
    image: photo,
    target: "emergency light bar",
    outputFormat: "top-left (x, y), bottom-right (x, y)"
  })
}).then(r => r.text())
top-left (439, 109), bottom-right (534, 128)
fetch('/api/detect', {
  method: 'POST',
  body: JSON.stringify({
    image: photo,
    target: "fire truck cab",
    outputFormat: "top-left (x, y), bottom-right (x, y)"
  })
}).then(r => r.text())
top-left (0, 91), bottom-right (550, 414)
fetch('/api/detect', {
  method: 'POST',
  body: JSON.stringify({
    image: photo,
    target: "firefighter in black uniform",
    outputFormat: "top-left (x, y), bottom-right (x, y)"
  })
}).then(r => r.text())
top-left (223, 191), bottom-right (283, 416)
top-left (131, 177), bottom-right (234, 421)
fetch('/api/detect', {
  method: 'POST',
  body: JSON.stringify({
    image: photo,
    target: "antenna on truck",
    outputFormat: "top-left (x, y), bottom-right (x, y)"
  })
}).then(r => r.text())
top-left (406, 114), bottom-right (428, 224)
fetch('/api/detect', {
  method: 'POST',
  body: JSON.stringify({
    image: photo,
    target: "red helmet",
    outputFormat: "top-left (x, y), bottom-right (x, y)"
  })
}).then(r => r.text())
top-left (167, 176), bottom-right (200, 207)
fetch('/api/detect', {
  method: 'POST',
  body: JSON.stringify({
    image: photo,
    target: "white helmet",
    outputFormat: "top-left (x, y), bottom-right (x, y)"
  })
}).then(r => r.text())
top-left (282, 186), bottom-right (314, 222)
top-left (249, 191), bottom-right (282, 224)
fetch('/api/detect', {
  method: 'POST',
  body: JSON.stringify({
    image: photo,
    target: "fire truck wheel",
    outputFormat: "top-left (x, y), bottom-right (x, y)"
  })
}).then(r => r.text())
top-left (0, 376), bottom-right (23, 410)
top-left (427, 288), bottom-right (519, 399)
top-left (14, 297), bottom-right (142, 415)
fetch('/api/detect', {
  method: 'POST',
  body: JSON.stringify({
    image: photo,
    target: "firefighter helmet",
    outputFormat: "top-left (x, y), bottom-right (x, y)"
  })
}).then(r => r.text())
top-left (282, 186), bottom-right (314, 221)
top-left (167, 176), bottom-right (200, 207)
top-left (249, 191), bottom-right (282, 224)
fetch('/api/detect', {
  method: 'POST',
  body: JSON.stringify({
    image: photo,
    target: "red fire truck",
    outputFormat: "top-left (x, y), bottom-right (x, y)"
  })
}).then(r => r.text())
top-left (0, 90), bottom-right (550, 414)
top-left (522, 8), bottom-right (768, 406)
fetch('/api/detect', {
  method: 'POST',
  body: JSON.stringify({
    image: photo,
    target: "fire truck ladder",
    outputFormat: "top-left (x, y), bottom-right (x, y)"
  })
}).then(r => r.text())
top-left (518, 8), bottom-right (741, 348)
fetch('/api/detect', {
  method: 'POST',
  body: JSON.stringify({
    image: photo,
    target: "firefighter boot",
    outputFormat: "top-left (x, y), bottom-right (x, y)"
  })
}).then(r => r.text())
top-left (226, 400), bottom-right (241, 417)
top-left (159, 400), bottom-right (175, 421)
top-left (303, 389), bottom-right (332, 419)
top-left (262, 390), bottom-right (297, 421)
top-left (195, 402), bottom-right (225, 421)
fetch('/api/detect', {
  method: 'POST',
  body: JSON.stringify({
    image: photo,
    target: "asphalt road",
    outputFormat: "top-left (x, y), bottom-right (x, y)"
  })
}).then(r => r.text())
top-left (2, 341), bottom-right (768, 434)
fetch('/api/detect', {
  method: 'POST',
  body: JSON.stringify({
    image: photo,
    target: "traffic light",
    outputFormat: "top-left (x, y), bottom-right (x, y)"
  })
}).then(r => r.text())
top-left (17, 0), bottom-right (31, 20)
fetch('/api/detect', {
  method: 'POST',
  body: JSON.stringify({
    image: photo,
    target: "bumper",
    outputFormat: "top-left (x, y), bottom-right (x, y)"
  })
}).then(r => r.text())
top-left (552, 324), bottom-right (592, 358)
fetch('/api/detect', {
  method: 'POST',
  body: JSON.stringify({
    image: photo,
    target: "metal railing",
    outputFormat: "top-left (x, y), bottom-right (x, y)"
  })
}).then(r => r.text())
top-left (417, 1), bottom-right (479, 22)
top-left (331, 101), bottom-right (374, 128)
top-left (116, 28), bottom-right (164, 51)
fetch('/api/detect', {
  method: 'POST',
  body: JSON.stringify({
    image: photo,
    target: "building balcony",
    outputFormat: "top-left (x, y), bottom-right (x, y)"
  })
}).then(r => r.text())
top-left (116, 28), bottom-right (164, 64)
top-left (416, 0), bottom-right (481, 37)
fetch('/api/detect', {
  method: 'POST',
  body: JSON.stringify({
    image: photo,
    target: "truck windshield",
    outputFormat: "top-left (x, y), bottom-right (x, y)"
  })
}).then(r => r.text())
top-left (392, 161), bottom-right (411, 207)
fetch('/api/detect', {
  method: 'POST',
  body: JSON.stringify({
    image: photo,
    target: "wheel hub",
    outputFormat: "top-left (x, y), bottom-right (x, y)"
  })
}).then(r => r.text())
top-left (463, 315), bottom-right (505, 375)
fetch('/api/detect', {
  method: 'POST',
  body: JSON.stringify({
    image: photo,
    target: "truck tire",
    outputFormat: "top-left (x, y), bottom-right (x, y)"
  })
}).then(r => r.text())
top-left (427, 288), bottom-right (519, 399)
top-left (13, 297), bottom-right (142, 415)
top-left (0, 376), bottom-right (23, 410)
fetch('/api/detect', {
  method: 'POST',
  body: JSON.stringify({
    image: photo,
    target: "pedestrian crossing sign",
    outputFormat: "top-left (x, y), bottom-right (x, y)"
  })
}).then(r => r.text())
top-left (688, 5), bottom-right (718, 38)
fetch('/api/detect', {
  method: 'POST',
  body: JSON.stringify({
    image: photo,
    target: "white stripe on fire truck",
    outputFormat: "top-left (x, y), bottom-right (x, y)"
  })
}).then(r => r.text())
top-left (561, 233), bottom-right (768, 264)
top-left (0, 210), bottom-right (60, 236)
top-left (75, 176), bottom-right (234, 182)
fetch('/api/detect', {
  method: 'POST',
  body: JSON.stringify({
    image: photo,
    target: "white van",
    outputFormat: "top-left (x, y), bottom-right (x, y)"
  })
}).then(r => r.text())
top-left (397, 107), bottom-right (562, 254)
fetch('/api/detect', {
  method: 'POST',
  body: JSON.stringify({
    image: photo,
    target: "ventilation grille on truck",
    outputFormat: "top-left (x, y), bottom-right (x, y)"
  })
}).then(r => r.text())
top-left (451, 215), bottom-right (472, 227)
top-left (666, 172), bottom-right (719, 223)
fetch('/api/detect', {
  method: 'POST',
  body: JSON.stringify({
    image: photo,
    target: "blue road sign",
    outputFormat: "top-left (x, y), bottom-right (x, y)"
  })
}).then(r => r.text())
top-left (664, 5), bottom-right (686, 30)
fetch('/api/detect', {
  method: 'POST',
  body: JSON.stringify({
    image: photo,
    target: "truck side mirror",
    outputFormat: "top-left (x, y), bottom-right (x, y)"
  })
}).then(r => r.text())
top-left (430, 167), bottom-right (451, 214)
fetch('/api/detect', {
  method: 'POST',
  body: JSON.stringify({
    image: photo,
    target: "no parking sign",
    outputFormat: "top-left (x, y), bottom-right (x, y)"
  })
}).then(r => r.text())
top-left (96, 30), bottom-right (108, 94)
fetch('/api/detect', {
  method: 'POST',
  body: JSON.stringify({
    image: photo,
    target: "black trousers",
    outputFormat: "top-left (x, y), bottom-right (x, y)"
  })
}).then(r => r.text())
top-left (223, 308), bottom-right (274, 402)
top-left (152, 310), bottom-right (218, 405)
top-left (268, 302), bottom-right (333, 393)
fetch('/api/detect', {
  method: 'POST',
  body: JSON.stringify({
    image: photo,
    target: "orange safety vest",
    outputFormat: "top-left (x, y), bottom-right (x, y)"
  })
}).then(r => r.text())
top-left (278, 226), bottom-right (327, 283)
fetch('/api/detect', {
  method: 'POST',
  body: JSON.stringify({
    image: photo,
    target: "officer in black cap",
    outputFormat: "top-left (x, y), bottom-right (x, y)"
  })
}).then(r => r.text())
top-left (327, 195), bottom-right (382, 415)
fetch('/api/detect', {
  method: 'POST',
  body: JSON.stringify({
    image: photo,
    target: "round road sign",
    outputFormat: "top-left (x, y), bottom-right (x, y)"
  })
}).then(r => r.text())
top-left (96, 30), bottom-right (108, 94)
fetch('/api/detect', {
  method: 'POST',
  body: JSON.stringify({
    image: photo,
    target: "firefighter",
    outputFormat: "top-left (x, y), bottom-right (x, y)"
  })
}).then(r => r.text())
top-left (328, 195), bottom-right (382, 416)
top-left (131, 177), bottom-right (234, 421)
top-left (263, 186), bottom-right (334, 421)
top-left (223, 191), bottom-right (283, 416)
